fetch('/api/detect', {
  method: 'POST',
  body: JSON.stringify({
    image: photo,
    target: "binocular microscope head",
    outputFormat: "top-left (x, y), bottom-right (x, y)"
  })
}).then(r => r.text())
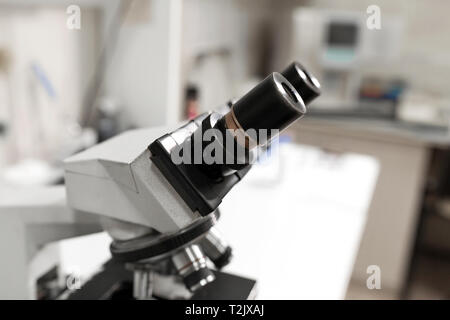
top-left (64, 61), bottom-right (321, 299)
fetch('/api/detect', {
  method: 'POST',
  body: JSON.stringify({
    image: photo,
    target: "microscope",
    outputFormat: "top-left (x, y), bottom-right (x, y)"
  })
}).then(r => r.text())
top-left (62, 62), bottom-right (321, 300)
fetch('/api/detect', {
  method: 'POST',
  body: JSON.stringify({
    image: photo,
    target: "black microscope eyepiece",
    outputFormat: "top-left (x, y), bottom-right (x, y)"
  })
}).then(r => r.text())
top-left (149, 61), bottom-right (320, 215)
top-left (228, 72), bottom-right (306, 144)
top-left (281, 61), bottom-right (321, 105)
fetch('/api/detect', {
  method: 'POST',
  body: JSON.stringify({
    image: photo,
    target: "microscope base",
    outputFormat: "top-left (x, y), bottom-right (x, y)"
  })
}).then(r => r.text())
top-left (67, 260), bottom-right (257, 300)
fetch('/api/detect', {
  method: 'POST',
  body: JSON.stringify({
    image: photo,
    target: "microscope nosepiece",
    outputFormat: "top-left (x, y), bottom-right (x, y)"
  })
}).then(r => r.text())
top-left (281, 62), bottom-right (321, 105)
top-left (172, 244), bottom-right (215, 292)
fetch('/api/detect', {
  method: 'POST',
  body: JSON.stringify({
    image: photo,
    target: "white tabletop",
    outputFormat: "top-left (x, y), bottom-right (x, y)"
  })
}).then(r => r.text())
top-left (218, 142), bottom-right (379, 299)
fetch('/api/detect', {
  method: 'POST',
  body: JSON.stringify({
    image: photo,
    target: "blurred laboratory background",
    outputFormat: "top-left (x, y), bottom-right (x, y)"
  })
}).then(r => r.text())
top-left (0, 0), bottom-right (449, 299)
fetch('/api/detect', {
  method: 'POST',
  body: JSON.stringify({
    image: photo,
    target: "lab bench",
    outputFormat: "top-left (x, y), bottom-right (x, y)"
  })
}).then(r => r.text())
top-left (288, 115), bottom-right (450, 298)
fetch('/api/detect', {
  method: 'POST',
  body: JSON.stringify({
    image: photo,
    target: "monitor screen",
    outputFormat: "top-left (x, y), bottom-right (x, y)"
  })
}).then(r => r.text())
top-left (326, 22), bottom-right (359, 47)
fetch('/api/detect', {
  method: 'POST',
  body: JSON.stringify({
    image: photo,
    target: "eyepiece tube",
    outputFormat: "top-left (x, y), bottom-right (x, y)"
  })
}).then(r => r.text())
top-left (186, 69), bottom-right (310, 178)
top-left (281, 62), bottom-right (321, 105)
top-left (228, 72), bottom-right (306, 144)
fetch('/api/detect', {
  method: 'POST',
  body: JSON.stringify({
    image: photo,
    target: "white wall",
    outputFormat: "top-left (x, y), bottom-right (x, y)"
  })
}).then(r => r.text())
top-left (101, 0), bottom-right (182, 127)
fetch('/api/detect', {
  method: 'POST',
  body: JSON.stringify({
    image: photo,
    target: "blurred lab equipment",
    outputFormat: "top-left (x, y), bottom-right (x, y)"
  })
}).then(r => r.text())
top-left (95, 96), bottom-right (122, 142)
top-left (184, 85), bottom-right (199, 120)
top-left (0, 6), bottom-right (100, 185)
top-left (292, 8), bottom-right (405, 118)
top-left (0, 47), bottom-right (11, 168)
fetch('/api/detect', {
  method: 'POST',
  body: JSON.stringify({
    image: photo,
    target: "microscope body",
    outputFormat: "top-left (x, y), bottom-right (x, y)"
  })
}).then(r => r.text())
top-left (64, 116), bottom-right (241, 298)
top-left (65, 124), bottom-right (201, 234)
top-left (63, 62), bottom-right (321, 299)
